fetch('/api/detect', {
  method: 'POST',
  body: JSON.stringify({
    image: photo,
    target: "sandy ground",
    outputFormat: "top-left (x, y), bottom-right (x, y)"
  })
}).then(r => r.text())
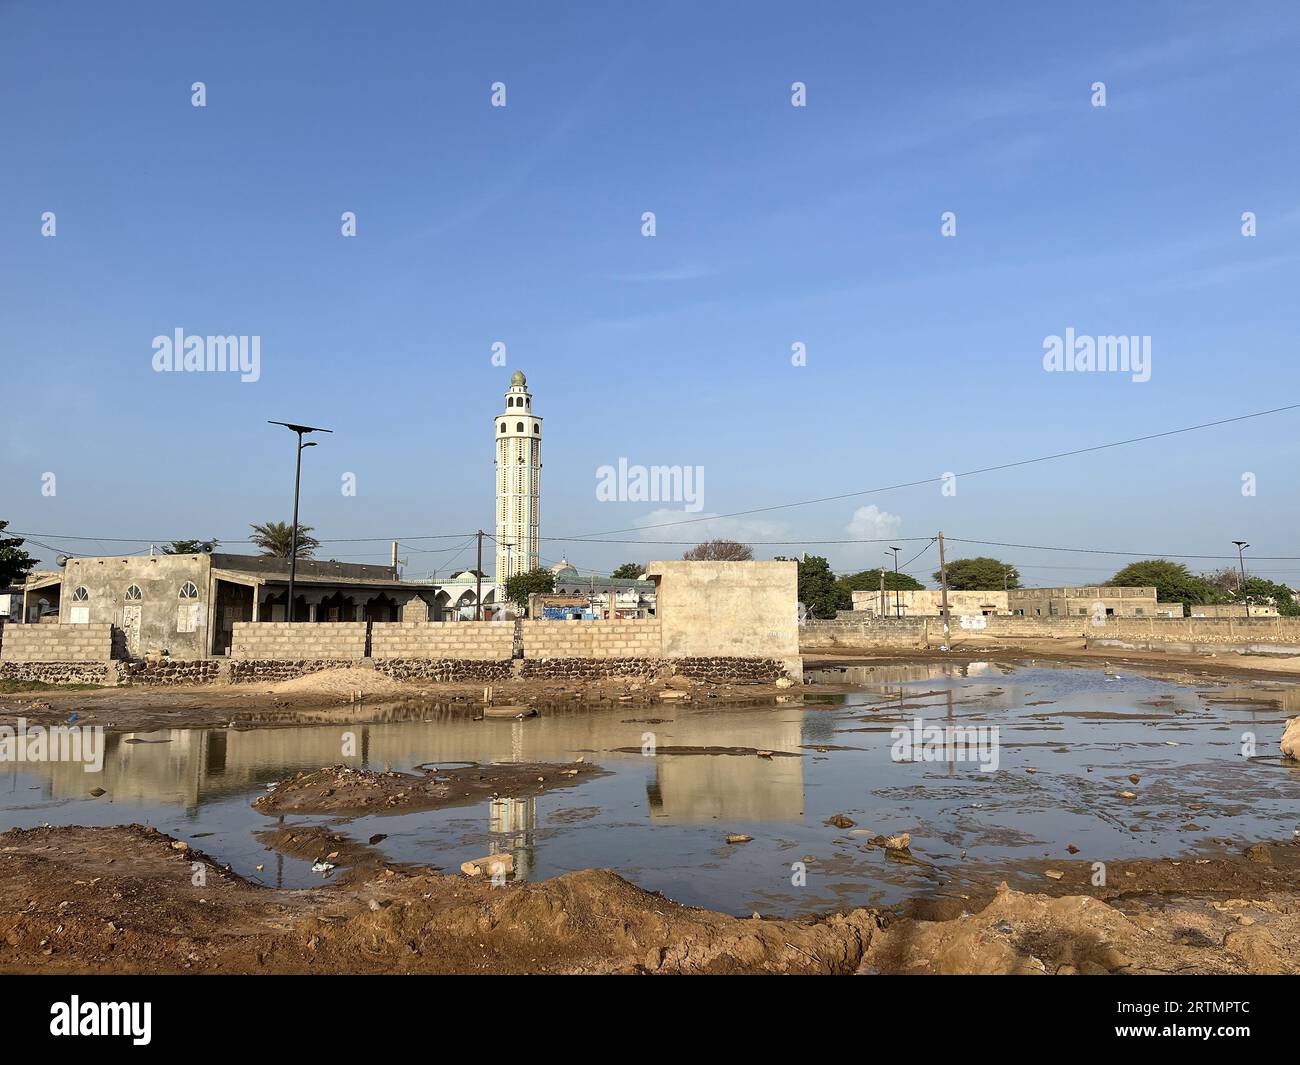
top-left (0, 669), bottom-right (807, 735)
top-left (2, 646), bottom-right (1298, 974)
top-left (1, 824), bottom-right (1295, 974)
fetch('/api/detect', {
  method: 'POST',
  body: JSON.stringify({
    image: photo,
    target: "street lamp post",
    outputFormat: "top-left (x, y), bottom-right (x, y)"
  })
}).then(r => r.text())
top-left (269, 421), bottom-right (332, 622)
top-left (1232, 540), bottom-right (1250, 619)
top-left (888, 546), bottom-right (902, 619)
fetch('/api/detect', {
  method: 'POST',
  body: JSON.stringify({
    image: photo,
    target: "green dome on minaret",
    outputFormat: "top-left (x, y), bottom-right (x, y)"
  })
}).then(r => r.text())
top-left (510, 370), bottom-right (527, 387)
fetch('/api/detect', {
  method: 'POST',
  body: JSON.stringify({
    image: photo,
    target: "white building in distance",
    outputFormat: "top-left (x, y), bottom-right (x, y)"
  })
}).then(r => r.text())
top-left (494, 369), bottom-right (541, 591)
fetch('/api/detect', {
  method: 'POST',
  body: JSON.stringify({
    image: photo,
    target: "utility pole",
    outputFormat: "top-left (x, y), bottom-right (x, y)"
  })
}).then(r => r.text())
top-left (1232, 540), bottom-right (1250, 619)
top-left (475, 530), bottom-right (484, 621)
top-left (879, 568), bottom-right (885, 617)
top-left (391, 540), bottom-right (399, 579)
top-left (937, 531), bottom-right (951, 647)
top-left (888, 547), bottom-right (902, 618)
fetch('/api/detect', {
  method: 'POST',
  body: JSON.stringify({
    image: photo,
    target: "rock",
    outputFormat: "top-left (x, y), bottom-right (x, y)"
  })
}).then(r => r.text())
top-left (170, 841), bottom-right (189, 851)
top-left (1118, 790), bottom-right (1137, 800)
top-left (883, 833), bottom-right (911, 852)
top-left (88, 788), bottom-right (106, 798)
top-left (1282, 716), bottom-right (1300, 761)
top-left (1045, 870), bottom-right (1064, 881)
top-left (825, 814), bottom-right (856, 829)
top-left (725, 834), bottom-right (753, 845)
top-left (460, 853), bottom-right (513, 877)
top-left (775, 677), bottom-right (794, 689)
top-left (1244, 843), bottom-right (1272, 865)
top-left (1066, 844), bottom-right (1080, 854)
top-left (368, 833), bottom-right (387, 845)
top-left (1128, 774), bottom-right (1140, 784)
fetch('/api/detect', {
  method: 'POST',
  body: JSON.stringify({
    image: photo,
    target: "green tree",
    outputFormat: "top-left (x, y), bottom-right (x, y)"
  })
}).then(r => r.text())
top-left (610, 562), bottom-right (644, 580)
top-left (682, 539), bottom-right (753, 561)
top-left (1236, 576), bottom-right (1300, 617)
top-left (0, 521), bottom-right (37, 587)
top-left (1108, 560), bottom-right (1217, 617)
top-left (938, 557), bottom-right (1020, 590)
top-left (777, 555), bottom-right (850, 619)
top-left (505, 566), bottom-right (556, 610)
top-left (249, 521), bottom-right (320, 559)
top-left (162, 539), bottom-right (219, 554)
top-left (837, 567), bottom-right (925, 592)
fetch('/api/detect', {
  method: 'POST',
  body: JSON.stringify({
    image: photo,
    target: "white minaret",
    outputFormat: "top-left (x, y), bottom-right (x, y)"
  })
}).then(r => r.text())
top-left (494, 369), bottom-right (541, 588)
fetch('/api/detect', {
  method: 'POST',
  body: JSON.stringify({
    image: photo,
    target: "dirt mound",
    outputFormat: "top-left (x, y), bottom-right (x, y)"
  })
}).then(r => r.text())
top-left (252, 761), bottom-right (605, 816)
top-left (270, 667), bottom-right (408, 696)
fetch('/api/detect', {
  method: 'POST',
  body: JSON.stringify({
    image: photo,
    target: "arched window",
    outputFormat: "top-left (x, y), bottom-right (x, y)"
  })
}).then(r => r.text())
top-left (516, 422), bottom-right (523, 432)
top-left (125, 585), bottom-right (142, 601)
top-left (507, 397), bottom-right (514, 407)
top-left (533, 424), bottom-right (539, 433)
top-left (179, 581), bottom-right (199, 600)
top-left (72, 586), bottom-right (89, 602)
top-left (499, 423), bottom-right (506, 433)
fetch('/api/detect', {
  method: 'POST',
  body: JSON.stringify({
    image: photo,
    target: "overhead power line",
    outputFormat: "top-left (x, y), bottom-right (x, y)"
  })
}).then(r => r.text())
top-left (550, 401), bottom-right (1300, 540)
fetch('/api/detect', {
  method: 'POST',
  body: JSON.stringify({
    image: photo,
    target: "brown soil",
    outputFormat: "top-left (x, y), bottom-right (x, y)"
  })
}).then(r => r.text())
top-left (1, 824), bottom-right (1296, 974)
top-left (251, 760), bottom-right (606, 816)
top-left (0, 672), bottom-right (809, 736)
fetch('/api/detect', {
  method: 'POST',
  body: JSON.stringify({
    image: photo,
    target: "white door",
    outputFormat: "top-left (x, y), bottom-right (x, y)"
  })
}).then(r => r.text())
top-left (122, 604), bottom-right (142, 656)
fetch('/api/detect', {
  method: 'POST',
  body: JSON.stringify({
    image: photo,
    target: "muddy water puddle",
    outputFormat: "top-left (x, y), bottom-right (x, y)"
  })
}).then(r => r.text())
top-left (2, 660), bottom-right (1298, 916)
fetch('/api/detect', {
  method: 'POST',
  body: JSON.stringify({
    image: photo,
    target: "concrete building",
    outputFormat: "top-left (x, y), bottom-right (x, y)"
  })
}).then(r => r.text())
top-left (494, 369), bottom-right (541, 589)
top-left (547, 559), bottom-right (656, 619)
top-left (1007, 585), bottom-right (1182, 618)
top-left (1188, 602), bottom-right (1280, 619)
top-left (851, 588), bottom-right (1009, 618)
top-left (28, 552), bottom-right (441, 659)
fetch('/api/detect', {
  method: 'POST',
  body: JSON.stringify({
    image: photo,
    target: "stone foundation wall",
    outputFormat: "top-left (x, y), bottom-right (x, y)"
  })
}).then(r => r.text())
top-left (0, 624), bottom-right (114, 664)
top-left (0, 661), bottom-right (111, 686)
top-left (230, 622), bottom-right (367, 662)
top-left (229, 659), bottom-right (354, 684)
top-left (520, 657), bottom-right (663, 680)
top-left (371, 621), bottom-right (514, 661)
top-left (118, 659), bottom-right (223, 686)
top-left (672, 656), bottom-right (789, 683)
top-left (374, 658), bottom-right (513, 682)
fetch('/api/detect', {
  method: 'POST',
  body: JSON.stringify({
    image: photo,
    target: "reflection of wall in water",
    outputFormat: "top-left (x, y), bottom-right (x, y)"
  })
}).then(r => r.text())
top-left (645, 718), bottom-right (804, 823)
top-left (489, 796), bottom-right (536, 880)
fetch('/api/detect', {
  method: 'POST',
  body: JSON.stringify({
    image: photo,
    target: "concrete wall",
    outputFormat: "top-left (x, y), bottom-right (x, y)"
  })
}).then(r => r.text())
top-left (647, 560), bottom-right (801, 677)
top-left (0, 623), bottom-right (114, 663)
top-left (802, 614), bottom-right (1300, 657)
top-left (230, 621), bottom-right (368, 662)
top-left (370, 621), bottom-right (513, 661)
top-left (520, 618), bottom-right (662, 660)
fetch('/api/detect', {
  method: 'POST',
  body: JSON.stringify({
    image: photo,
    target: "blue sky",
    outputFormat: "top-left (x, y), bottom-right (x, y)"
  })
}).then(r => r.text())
top-left (2, 0), bottom-right (1298, 586)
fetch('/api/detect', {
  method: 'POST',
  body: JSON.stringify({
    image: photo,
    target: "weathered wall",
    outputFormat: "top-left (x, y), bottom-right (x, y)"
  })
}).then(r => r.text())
top-left (647, 561), bottom-right (800, 678)
top-left (370, 621), bottom-right (514, 661)
top-left (60, 554), bottom-right (213, 659)
top-left (802, 617), bottom-right (928, 650)
top-left (0, 623), bottom-right (114, 663)
top-left (229, 622), bottom-right (368, 662)
top-left (801, 615), bottom-right (1300, 657)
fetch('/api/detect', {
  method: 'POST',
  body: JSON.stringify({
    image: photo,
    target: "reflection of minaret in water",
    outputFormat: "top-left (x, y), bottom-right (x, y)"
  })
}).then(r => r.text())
top-left (487, 719), bottom-right (537, 878)
top-left (488, 795), bottom-right (537, 880)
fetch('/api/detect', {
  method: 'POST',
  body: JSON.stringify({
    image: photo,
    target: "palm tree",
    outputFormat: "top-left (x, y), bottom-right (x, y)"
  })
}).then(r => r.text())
top-left (249, 521), bottom-right (320, 559)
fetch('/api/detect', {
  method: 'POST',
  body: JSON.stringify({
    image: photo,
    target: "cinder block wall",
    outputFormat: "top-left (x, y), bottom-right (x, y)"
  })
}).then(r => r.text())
top-left (521, 618), bottom-right (662, 659)
top-left (0, 624), bottom-right (114, 663)
top-left (230, 622), bottom-right (368, 661)
top-left (801, 618), bottom-right (929, 650)
top-left (371, 621), bottom-right (514, 661)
